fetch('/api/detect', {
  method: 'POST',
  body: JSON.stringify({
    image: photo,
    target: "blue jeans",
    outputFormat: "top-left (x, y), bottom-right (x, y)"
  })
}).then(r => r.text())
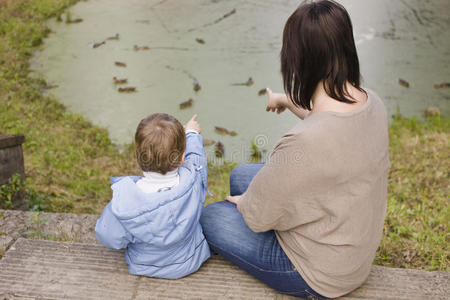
top-left (200, 164), bottom-right (327, 299)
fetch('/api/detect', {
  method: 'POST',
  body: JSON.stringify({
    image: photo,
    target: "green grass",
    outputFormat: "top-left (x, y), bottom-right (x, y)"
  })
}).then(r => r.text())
top-left (0, 0), bottom-right (139, 214)
top-left (206, 161), bottom-right (237, 206)
top-left (0, 0), bottom-right (448, 271)
top-left (374, 113), bottom-right (449, 271)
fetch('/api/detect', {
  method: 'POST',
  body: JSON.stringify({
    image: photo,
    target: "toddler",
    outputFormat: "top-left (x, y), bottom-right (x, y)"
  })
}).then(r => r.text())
top-left (95, 113), bottom-right (210, 279)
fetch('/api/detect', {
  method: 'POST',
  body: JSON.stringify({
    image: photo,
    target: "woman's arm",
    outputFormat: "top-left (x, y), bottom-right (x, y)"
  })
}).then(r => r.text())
top-left (266, 88), bottom-right (310, 120)
top-left (225, 195), bottom-right (243, 212)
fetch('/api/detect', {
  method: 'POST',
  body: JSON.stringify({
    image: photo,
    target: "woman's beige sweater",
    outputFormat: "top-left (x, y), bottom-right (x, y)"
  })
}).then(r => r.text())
top-left (240, 89), bottom-right (389, 298)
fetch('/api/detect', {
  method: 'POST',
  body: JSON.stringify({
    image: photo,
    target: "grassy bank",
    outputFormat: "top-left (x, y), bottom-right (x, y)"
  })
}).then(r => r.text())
top-left (0, 0), bottom-right (136, 213)
top-left (375, 114), bottom-right (449, 271)
top-left (0, 0), bottom-right (448, 271)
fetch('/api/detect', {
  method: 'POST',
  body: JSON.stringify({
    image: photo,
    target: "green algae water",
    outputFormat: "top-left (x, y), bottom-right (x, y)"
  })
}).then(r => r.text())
top-left (31, 0), bottom-right (450, 162)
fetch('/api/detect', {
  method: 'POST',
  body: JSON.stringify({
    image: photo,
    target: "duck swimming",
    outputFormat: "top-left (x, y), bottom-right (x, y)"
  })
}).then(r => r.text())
top-left (215, 127), bottom-right (237, 136)
top-left (203, 139), bottom-right (215, 147)
top-left (223, 8), bottom-right (237, 19)
top-left (434, 82), bottom-right (450, 89)
top-left (196, 38), bottom-right (205, 44)
top-left (232, 77), bottom-right (254, 87)
top-left (258, 88), bottom-right (267, 96)
top-left (113, 77), bottom-right (128, 85)
top-left (214, 127), bottom-right (229, 135)
top-left (179, 99), bottom-right (194, 109)
top-left (215, 142), bottom-right (225, 158)
top-left (93, 41), bottom-right (105, 48)
top-left (398, 79), bottom-right (410, 88)
top-left (118, 87), bottom-right (136, 93)
top-left (134, 45), bottom-right (150, 51)
top-left (193, 81), bottom-right (201, 92)
top-left (115, 61), bottom-right (127, 67)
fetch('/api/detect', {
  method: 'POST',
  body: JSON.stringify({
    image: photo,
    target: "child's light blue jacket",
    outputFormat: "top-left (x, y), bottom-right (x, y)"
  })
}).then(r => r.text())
top-left (95, 132), bottom-right (211, 279)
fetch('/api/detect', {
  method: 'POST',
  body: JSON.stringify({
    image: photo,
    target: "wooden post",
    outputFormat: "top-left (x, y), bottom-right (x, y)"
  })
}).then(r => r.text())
top-left (0, 134), bottom-right (27, 210)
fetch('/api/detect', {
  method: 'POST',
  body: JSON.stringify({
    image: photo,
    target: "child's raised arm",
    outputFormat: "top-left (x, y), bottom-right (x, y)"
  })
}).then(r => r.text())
top-left (184, 114), bottom-right (208, 183)
top-left (184, 114), bottom-right (205, 161)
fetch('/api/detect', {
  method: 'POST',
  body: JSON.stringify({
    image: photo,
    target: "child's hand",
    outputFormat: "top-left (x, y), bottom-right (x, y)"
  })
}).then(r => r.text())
top-left (266, 88), bottom-right (287, 114)
top-left (185, 114), bottom-right (201, 133)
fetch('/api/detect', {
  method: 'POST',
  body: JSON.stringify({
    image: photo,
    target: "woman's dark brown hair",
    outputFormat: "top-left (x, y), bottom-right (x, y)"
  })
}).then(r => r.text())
top-left (135, 113), bottom-right (186, 174)
top-left (281, 0), bottom-right (363, 110)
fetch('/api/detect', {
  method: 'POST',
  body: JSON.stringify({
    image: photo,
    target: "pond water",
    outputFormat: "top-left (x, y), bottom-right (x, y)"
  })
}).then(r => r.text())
top-left (31, 0), bottom-right (450, 162)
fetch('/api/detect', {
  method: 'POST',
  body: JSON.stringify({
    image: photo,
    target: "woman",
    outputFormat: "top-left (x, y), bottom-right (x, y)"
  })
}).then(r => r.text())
top-left (200, 1), bottom-right (389, 299)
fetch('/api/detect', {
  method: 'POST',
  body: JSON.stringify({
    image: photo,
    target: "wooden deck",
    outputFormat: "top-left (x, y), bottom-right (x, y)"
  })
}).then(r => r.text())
top-left (0, 238), bottom-right (448, 299)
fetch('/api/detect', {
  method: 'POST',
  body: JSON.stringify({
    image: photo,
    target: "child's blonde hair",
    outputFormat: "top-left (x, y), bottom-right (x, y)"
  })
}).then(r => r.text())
top-left (135, 113), bottom-right (186, 174)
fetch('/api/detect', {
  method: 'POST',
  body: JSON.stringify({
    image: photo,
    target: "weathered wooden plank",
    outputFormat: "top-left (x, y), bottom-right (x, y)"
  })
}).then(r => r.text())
top-left (0, 135), bottom-right (25, 150)
top-left (0, 135), bottom-right (26, 210)
top-left (0, 146), bottom-right (24, 184)
top-left (0, 238), bottom-right (448, 299)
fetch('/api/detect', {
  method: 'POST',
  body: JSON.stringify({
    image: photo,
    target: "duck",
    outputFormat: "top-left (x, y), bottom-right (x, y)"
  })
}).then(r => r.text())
top-left (113, 77), bottom-right (128, 85)
top-left (214, 127), bottom-right (229, 135)
top-left (195, 38), bottom-right (205, 44)
top-left (115, 61), bottom-right (127, 67)
top-left (193, 82), bottom-right (201, 92)
top-left (134, 45), bottom-right (150, 51)
top-left (179, 99), bottom-right (194, 109)
top-left (214, 127), bottom-right (237, 136)
top-left (215, 142), bottom-right (225, 158)
top-left (93, 41), bottom-right (105, 49)
top-left (258, 88), bottom-right (267, 96)
top-left (223, 8), bottom-right (236, 18)
top-left (232, 77), bottom-right (254, 87)
top-left (203, 139), bottom-right (215, 147)
top-left (398, 79), bottom-right (410, 88)
top-left (434, 82), bottom-right (450, 89)
top-left (118, 87), bottom-right (136, 93)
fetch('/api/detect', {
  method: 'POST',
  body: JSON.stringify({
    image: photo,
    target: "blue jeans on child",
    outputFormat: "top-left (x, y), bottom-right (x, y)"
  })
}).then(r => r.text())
top-left (200, 163), bottom-right (327, 299)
